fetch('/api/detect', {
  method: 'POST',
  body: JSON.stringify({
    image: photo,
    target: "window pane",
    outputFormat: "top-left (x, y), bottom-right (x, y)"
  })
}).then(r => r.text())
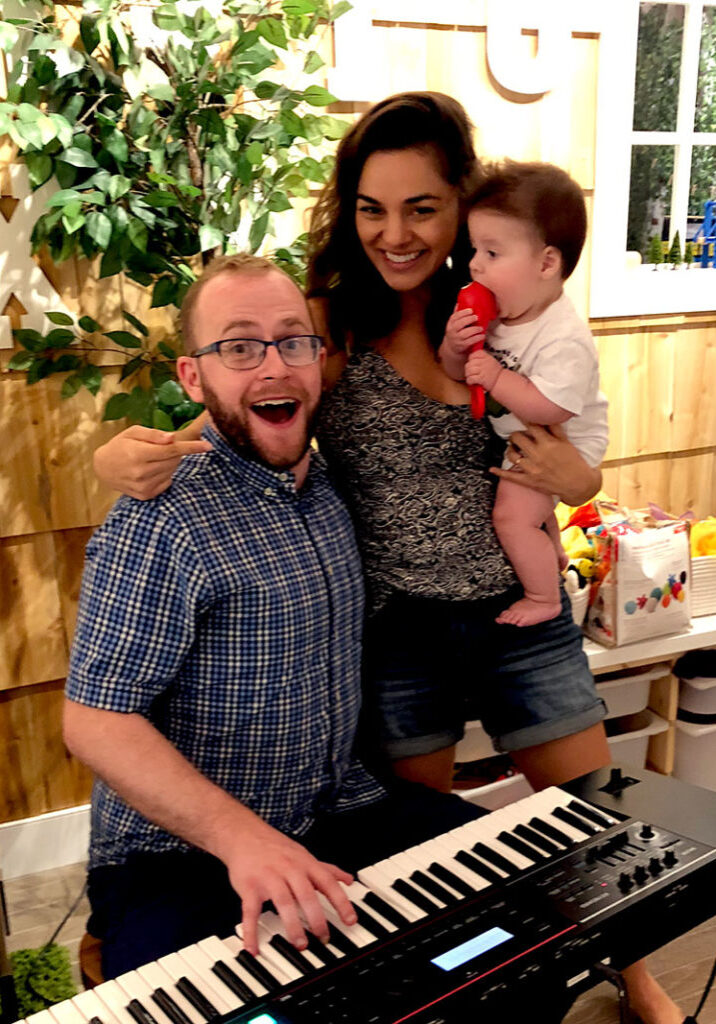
top-left (694, 6), bottom-right (716, 130)
top-left (633, 3), bottom-right (684, 132)
top-left (689, 145), bottom-right (716, 218)
top-left (627, 145), bottom-right (675, 257)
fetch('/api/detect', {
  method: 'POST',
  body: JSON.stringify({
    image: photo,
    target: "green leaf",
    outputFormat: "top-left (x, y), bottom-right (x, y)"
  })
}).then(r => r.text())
top-left (318, 114), bottom-right (349, 140)
top-left (119, 354), bottom-right (145, 381)
top-left (105, 129), bottom-right (129, 166)
top-left (79, 315), bottom-right (101, 333)
top-left (257, 17), bottom-right (288, 49)
top-left (302, 85), bottom-right (337, 106)
top-left (0, 20), bottom-right (20, 50)
top-left (267, 192), bottom-right (292, 213)
top-left (282, 0), bottom-right (318, 14)
top-left (46, 189), bottom-right (86, 208)
top-left (144, 190), bottom-right (178, 208)
top-left (8, 351), bottom-right (35, 371)
top-left (24, 152), bottom-right (54, 188)
top-left (103, 392), bottom-right (131, 420)
top-left (255, 80), bottom-right (279, 100)
top-left (121, 310), bottom-right (149, 336)
top-left (79, 364), bottom-right (102, 395)
top-left (46, 312), bottom-right (75, 326)
top-left (108, 175), bottom-right (131, 201)
top-left (157, 379), bottom-right (185, 406)
top-left (27, 357), bottom-right (55, 384)
top-left (158, 341), bottom-right (178, 359)
top-left (249, 211), bottom-right (269, 252)
top-left (303, 50), bottom-right (324, 74)
top-left (14, 329), bottom-right (46, 352)
top-left (99, 247), bottom-right (124, 278)
top-left (199, 224), bottom-right (224, 253)
top-left (245, 141), bottom-right (263, 165)
top-left (60, 146), bottom-right (99, 169)
top-left (330, 1), bottom-right (353, 20)
top-left (151, 276), bottom-right (177, 308)
top-left (53, 354), bottom-right (82, 372)
top-left (61, 373), bottom-right (83, 399)
top-left (62, 201), bottom-right (86, 235)
top-left (85, 211), bottom-right (112, 248)
top-left (127, 218), bottom-right (149, 252)
top-left (152, 408), bottom-right (175, 431)
top-left (104, 330), bottom-right (143, 349)
top-left (80, 15), bottom-right (100, 55)
top-left (150, 362), bottom-right (173, 389)
top-left (45, 328), bottom-right (75, 348)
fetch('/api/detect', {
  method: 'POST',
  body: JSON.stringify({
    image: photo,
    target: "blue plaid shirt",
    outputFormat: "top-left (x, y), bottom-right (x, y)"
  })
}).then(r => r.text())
top-left (67, 426), bottom-right (385, 869)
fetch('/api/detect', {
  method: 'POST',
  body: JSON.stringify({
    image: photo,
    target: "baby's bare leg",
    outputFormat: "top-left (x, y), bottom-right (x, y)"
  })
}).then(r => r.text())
top-left (493, 478), bottom-right (562, 626)
top-left (545, 509), bottom-right (569, 571)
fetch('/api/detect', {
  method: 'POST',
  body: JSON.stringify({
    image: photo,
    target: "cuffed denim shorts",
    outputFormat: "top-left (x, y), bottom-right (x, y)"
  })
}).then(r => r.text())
top-left (361, 584), bottom-right (606, 759)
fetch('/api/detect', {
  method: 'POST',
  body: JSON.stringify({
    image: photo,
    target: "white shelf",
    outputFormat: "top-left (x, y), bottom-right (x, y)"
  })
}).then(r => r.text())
top-left (584, 614), bottom-right (716, 673)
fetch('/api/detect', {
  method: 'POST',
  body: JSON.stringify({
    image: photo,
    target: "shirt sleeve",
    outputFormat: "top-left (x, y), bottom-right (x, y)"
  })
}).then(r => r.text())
top-left (527, 331), bottom-right (599, 416)
top-left (66, 500), bottom-right (208, 715)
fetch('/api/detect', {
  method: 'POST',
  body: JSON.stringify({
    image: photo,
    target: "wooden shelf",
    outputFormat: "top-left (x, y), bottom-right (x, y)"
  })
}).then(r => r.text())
top-left (584, 615), bottom-right (716, 673)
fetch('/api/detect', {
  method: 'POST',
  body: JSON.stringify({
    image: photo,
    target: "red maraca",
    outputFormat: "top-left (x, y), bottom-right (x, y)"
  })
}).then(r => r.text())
top-left (456, 281), bottom-right (498, 419)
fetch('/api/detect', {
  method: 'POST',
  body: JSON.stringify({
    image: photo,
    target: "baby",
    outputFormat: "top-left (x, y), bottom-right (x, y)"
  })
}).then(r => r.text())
top-left (439, 161), bottom-right (608, 627)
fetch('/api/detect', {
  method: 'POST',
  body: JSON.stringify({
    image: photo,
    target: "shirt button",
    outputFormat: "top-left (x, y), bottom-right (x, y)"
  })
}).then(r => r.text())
top-left (263, 487), bottom-right (274, 496)
top-left (279, 473), bottom-right (289, 481)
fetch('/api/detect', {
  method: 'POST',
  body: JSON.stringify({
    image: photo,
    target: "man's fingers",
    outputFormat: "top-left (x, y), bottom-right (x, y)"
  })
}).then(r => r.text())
top-left (240, 890), bottom-right (263, 957)
top-left (142, 438), bottom-right (211, 463)
top-left (123, 425), bottom-right (176, 444)
top-left (272, 879), bottom-right (314, 949)
top-left (316, 869), bottom-right (357, 927)
top-left (176, 410), bottom-right (210, 440)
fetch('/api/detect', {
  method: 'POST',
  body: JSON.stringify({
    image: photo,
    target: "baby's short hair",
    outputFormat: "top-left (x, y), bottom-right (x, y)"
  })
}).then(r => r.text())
top-left (469, 161), bottom-right (587, 279)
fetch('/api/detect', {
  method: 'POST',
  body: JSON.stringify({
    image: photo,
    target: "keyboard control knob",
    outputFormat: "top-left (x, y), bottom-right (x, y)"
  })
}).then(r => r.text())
top-left (640, 824), bottom-right (654, 840)
top-left (664, 849), bottom-right (678, 868)
top-left (634, 865), bottom-right (649, 884)
top-left (618, 872), bottom-right (633, 892)
top-left (649, 857), bottom-right (663, 875)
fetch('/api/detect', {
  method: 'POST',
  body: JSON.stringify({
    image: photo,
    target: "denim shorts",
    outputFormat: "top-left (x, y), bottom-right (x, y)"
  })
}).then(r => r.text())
top-left (361, 584), bottom-right (606, 759)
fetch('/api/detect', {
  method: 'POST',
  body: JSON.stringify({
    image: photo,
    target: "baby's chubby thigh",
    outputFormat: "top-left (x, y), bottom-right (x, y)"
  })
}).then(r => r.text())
top-left (492, 474), bottom-right (556, 539)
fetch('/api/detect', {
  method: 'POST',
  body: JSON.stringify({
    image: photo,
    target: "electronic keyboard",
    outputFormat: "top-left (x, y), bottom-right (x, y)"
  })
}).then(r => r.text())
top-left (16, 765), bottom-right (716, 1024)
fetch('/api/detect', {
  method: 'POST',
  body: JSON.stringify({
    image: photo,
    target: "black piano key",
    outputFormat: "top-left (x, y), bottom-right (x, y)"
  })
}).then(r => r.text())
top-left (363, 891), bottom-right (410, 929)
top-left (409, 870), bottom-right (459, 906)
top-left (326, 921), bottom-right (359, 955)
top-left (392, 878), bottom-right (438, 914)
top-left (513, 823), bottom-right (563, 856)
top-left (353, 903), bottom-right (390, 939)
top-left (471, 841), bottom-right (520, 876)
top-left (270, 933), bottom-right (317, 974)
top-left (497, 830), bottom-right (547, 862)
top-left (567, 800), bottom-right (613, 829)
top-left (454, 850), bottom-right (504, 885)
top-left (236, 949), bottom-right (281, 990)
top-left (528, 816), bottom-right (574, 846)
top-left (175, 978), bottom-right (219, 1022)
top-left (211, 960), bottom-right (255, 1002)
top-left (151, 988), bottom-right (194, 1024)
top-left (89, 1018), bottom-right (105, 1024)
top-left (304, 931), bottom-right (339, 965)
top-left (127, 999), bottom-right (159, 1024)
top-left (428, 862), bottom-right (476, 897)
top-left (552, 806), bottom-right (598, 836)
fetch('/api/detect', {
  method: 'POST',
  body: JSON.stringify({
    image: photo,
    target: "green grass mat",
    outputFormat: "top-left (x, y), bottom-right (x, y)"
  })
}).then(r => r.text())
top-left (0, 944), bottom-right (76, 1017)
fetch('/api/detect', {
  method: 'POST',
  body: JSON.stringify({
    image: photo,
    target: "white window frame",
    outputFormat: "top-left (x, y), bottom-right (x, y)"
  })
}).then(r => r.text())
top-left (590, 0), bottom-right (716, 317)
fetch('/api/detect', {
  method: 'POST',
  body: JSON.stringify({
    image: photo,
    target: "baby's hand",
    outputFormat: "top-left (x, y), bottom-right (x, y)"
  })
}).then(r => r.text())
top-left (465, 349), bottom-right (503, 391)
top-left (442, 307), bottom-right (486, 361)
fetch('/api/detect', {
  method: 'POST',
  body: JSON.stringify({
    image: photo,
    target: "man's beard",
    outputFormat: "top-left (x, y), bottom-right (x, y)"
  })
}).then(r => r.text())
top-left (200, 377), bottom-right (319, 472)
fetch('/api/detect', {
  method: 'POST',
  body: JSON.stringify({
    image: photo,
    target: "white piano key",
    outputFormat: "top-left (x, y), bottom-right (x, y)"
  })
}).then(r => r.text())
top-left (449, 818), bottom-right (535, 871)
top-left (93, 979), bottom-right (142, 1024)
top-left (342, 881), bottom-right (398, 933)
top-left (315, 894), bottom-right (378, 948)
top-left (234, 923), bottom-right (300, 984)
top-left (136, 961), bottom-right (205, 1024)
top-left (412, 838), bottom-right (491, 890)
top-left (174, 944), bottom-right (240, 1011)
top-left (356, 864), bottom-right (426, 922)
top-left (157, 951), bottom-right (233, 1016)
top-left (47, 1001), bottom-right (88, 1024)
top-left (113, 969), bottom-right (177, 1024)
top-left (73, 987), bottom-right (123, 1024)
top-left (26, 1012), bottom-right (56, 1024)
top-left (258, 912), bottom-right (324, 970)
top-left (386, 850), bottom-right (465, 902)
top-left (197, 935), bottom-right (269, 998)
top-left (255, 922), bottom-right (308, 979)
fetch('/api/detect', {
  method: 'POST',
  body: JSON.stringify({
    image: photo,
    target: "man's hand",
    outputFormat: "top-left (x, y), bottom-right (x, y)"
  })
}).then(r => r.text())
top-left (222, 821), bottom-right (356, 956)
top-left (465, 349), bottom-right (502, 391)
top-left (94, 414), bottom-right (212, 500)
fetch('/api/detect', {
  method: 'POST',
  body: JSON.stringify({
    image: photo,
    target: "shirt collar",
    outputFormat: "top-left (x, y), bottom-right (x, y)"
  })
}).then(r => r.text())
top-left (203, 423), bottom-right (325, 499)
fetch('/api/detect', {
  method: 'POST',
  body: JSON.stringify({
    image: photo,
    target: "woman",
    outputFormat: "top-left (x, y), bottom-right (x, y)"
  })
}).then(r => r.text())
top-left (94, 92), bottom-right (681, 1023)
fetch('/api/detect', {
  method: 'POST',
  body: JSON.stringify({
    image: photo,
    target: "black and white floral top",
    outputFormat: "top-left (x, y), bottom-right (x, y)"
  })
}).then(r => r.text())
top-left (316, 350), bottom-right (517, 614)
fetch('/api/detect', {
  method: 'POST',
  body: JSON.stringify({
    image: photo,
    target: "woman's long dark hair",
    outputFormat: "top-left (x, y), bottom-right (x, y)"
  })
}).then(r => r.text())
top-left (306, 92), bottom-right (482, 351)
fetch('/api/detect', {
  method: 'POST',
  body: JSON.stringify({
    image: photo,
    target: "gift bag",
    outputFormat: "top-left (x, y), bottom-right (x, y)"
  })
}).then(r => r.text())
top-left (584, 519), bottom-right (691, 647)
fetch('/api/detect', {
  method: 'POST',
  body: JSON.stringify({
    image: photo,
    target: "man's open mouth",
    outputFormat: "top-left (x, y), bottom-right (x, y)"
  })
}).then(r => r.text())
top-left (251, 399), bottom-right (299, 424)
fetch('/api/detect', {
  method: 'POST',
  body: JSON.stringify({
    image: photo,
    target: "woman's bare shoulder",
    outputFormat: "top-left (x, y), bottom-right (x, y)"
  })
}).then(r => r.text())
top-left (307, 295), bottom-right (347, 390)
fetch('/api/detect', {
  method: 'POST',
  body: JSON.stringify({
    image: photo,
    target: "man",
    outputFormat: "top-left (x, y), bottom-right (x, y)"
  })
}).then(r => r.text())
top-left (64, 254), bottom-right (480, 980)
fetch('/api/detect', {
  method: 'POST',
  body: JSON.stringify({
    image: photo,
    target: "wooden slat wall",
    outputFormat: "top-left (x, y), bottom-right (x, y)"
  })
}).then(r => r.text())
top-left (1, 14), bottom-right (715, 824)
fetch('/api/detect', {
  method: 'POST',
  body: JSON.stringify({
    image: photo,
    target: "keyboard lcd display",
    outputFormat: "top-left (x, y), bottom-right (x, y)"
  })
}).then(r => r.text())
top-left (431, 926), bottom-right (513, 971)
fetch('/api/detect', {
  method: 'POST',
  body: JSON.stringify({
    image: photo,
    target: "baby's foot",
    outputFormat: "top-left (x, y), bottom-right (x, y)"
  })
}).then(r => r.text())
top-left (496, 596), bottom-right (562, 627)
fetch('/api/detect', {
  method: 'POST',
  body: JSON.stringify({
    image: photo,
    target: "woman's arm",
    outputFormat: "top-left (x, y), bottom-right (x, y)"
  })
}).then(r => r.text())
top-left (94, 412), bottom-right (212, 500)
top-left (491, 423), bottom-right (602, 506)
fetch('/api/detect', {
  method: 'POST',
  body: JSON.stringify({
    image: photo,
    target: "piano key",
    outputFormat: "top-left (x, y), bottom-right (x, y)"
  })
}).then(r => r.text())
top-left (303, 930), bottom-right (339, 966)
top-left (419, 836), bottom-right (496, 888)
top-left (235, 924), bottom-right (301, 984)
top-left (496, 830), bottom-right (548, 862)
top-left (357, 866), bottom-right (424, 922)
top-left (392, 878), bottom-right (439, 915)
top-left (113, 971), bottom-right (176, 1024)
top-left (469, 841), bottom-right (523, 875)
top-left (197, 936), bottom-right (269, 999)
top-left (93, 980), bottom-right (147, 1024)
top-left (73, 990), bottom-right (122, 1024)
top-left (552, 806), bottom-right (599, 837)
top-left (325, 921), bottom-right (359, 956)
top-left (426, 861), bottom-right (478, 897)
top-left (149, 989), bottom-right (195, 1024)
top-left (315, 894), bottom-right (377, 948)
top-left (566, 798), bottom-right (617, 829)
top-left (175, 945), bottom-right (239, 1010)
top-left (136, 962), bottom-right (207, 1024)
top-left (259, 913), bottom-right (324, 971)
top-left (370, 857), bottom-right (445, 910)
top-left (528, 816), bottom-right (575, 847)
top-left (157, 952), bottom-right (227, 1018)
top-left (235, 948), bottom-right (282, 993)
top-left (269, 933), bottom-right (318, 975)
top-left (352, 901), bottom-right (392, 939)
top-left (454, 850), bottom-right (505, 886)
top-left (361, 888), bottom-right (411, 929)
top-left (407, 870), bottom-right (460, 906)
top-left (512, 823), bottom-right (563, 856)
top-left (27, 1013), bottom-right (58, 1024)
top-left (47, 1002), bottom-right (90, 1024)
top-left (387, 851), bottom-right (465, 902)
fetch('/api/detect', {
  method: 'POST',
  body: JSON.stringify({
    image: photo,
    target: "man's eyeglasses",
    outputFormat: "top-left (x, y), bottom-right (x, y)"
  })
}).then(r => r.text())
top-left (191, 335), bottom-right (323, 370)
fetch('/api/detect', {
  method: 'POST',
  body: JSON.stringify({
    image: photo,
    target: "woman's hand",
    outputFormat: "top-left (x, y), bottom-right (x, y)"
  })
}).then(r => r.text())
top-left (94, 412), bottom-right (212, 500)
top-left (491, 423), bottom-right (602, 506)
